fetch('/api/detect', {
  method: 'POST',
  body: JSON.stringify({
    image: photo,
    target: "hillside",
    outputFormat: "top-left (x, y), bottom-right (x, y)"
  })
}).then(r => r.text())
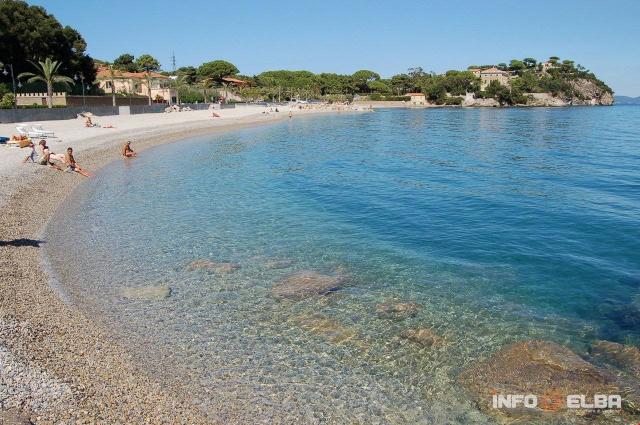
top-left (614, 96), bottom-right (640, 105)
top-left (431, 57), bottom-right (613, 107)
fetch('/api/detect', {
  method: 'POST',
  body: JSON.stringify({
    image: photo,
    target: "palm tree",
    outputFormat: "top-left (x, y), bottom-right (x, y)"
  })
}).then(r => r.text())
top-left (102, 62), bottom-right (118, 107)
top-left (18, 58), bottom-right (74, 108)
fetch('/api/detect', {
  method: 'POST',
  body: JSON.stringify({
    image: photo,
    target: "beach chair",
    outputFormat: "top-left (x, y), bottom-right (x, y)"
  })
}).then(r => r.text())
top-left (15, 126), bottom-right (29, 138)
top-left (16, 125), bottom-right (54, 139)
top-left (31, 124), bottom-right (55, 138)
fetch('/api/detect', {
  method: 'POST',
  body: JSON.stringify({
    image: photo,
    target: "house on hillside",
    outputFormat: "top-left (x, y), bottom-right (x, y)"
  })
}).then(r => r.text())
top-left (469, 68), bottom-right (482, 78)
top-left (480, 67), bottom-right (510, 89)
top-left (219, 76), bottom-right (250, 102)
top-left (541, 61), bottom-right (558, 73)
top-left (95, 67), bottom-right (178, 104)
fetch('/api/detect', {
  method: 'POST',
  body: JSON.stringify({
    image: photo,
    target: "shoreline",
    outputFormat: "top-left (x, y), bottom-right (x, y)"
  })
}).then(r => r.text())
top-left (0, 106), bottom-right (365, 422)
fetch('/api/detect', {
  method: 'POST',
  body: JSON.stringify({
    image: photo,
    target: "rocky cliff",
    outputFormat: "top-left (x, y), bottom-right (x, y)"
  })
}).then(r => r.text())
top-left (523, 78), bottom-right (614, 107)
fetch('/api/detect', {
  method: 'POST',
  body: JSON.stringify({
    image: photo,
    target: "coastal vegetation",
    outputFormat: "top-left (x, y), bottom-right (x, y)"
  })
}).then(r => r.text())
top-left (0, 0), bottom-right (96, 98)
top-left (0, 0), bottom-right (615, 107)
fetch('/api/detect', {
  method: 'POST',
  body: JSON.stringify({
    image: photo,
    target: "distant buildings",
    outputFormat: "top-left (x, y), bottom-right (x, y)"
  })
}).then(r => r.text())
top-left (95, 67), bottom-right (178, 104)
top-left (407, 93), bottom-right (427, 105)
top-left (479, 67), bottom-right (510, 89)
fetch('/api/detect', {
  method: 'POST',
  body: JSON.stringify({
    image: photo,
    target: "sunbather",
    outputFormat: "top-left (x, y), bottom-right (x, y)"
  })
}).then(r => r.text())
top-left (64, 147), bottom-right (92, 177)
top-left (38, 140), bottom-right (63, 171)
top-left (122, 141), bottom-right (136, 157)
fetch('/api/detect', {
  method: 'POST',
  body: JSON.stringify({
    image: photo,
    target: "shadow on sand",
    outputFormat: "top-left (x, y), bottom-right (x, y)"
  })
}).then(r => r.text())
top-left (0, 238), bottom-right (45, 247)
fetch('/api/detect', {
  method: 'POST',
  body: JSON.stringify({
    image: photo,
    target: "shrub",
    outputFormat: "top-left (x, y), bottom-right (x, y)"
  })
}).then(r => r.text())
top-left (444, 96), bottom-right (463, 105)
top-left (0, 93), bottom-right (15, 108)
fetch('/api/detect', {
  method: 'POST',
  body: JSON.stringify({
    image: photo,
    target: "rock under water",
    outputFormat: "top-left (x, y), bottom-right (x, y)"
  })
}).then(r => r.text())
top-left (295, 314), bottom-right (358, 345)
top-left (271, 270), bottom-right (345, 300)
top-left (458, 340), bottom-right (619, 417)
top-left (375, 301), bottom-right (421, 320)
top-left (185, 259), bottom-right (241, 274)
top-left (400, 328), bottom-right (442, 348)
top-left (592, 340), bottom-right (640, 378)
top-left (121, 285), bottom-right (171, 301)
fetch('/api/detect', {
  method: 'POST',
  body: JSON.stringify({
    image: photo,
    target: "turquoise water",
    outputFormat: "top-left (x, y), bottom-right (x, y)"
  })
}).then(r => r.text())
top-left (45, 107), bottom-right (640, 423)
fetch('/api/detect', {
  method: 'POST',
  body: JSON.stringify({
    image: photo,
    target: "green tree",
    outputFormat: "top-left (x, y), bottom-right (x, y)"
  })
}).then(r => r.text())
top-left (135, 54), bottom-right (161, 105)
top-left (523, 57), bottom-right (537, 68)
top-left (114, 53), bottom-right (137, 72)
top-left (352, 70), bottom-right (380, 93)
top-left (18, 58), bottom-right (74, 108)
top-left (509, 60), bottom-right (525, 73)
top-left (367, 79), bottom-right (391, 94)
top-left (197, 60), bottom-right (239, 85)
top-left (0, 0), bottom-right (95, 91)
top-left (390, 74), bottom-right (412, 95)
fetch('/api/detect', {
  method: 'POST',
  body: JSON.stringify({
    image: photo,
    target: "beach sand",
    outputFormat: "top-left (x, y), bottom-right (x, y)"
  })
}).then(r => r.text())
top-left (0, 104), bottom-right (366, 422)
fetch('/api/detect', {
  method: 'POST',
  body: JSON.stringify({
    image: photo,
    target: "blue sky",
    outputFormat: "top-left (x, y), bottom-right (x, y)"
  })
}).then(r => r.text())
top-left (31, 0), bottom-right (640, 95)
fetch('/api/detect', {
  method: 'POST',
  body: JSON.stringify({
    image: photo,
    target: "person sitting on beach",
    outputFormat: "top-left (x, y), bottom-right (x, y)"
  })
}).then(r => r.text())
top-left (122, 141), bottom-right (136, 158)
top-left (211, 111), bottom-right (221, 118)
top-left (84, 116), bottom-right (94, 127)
top-left (64, 147), bottom-right (92, 177)
top-left (38, 140), bottom-right (63, 171)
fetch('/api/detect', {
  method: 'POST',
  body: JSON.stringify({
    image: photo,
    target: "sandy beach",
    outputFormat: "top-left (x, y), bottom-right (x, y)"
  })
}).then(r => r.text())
top-left (0, 104), bottom-right (366, 423)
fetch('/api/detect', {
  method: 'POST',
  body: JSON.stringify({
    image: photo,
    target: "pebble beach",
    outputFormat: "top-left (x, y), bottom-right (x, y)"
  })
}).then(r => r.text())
top-left (0, 104), bottom-right (366, 423)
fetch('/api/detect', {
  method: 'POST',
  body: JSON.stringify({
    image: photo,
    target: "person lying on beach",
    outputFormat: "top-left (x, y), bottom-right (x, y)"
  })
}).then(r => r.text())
top-left (64, 147), bottom-right (92, 177)
top-left (122, 141), bottom-right (136, 158)
top-left (38, 140), bottom-right (63, 171)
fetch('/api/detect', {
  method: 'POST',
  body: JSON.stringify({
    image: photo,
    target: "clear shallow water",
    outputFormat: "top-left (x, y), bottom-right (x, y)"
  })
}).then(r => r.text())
top-left (45, 107), bottom-right (640, 423)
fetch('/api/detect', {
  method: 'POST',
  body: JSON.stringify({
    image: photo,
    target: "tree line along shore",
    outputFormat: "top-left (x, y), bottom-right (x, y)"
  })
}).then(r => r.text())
top-left (1, 0), bottom-right (613, 110)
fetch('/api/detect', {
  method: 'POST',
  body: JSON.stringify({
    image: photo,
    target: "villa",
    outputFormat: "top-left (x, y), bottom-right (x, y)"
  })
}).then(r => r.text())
top-left (95, 67), bottom-right (178, 104)
top-left (479, 67), bottom-right (510, 89)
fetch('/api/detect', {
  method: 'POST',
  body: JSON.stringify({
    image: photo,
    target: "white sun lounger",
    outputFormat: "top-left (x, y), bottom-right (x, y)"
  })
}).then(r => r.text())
top-left (31, 124), bottom-right (55, 137)
top-left (16, 125), bottom-right (56, 139)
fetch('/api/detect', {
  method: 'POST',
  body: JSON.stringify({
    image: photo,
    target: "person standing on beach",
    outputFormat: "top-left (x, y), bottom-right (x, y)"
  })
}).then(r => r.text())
top-left (22, 141), bottom-right (38, 164)
top-left (122, 141), bottom-right (137, 158)
top-left (64, 147), bottom-right (92, 177)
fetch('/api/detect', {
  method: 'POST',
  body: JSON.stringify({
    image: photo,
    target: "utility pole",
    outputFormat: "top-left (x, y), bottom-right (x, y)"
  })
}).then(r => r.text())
top-left (171, 51), bottom-right (176, 73)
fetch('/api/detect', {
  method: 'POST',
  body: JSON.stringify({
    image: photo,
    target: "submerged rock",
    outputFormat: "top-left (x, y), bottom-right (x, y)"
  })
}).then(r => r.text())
top-left (458, 340), bottom-right (618, 416)
top-left (401, 328), bottom-right (442, 348)
top-left (296, 314), bottom-right (358, 345)
top-left (376, 301), bottom-right (421, 320)
top-left (605, 304), bottom-right (640, 331)
top-left (271, 270), bottom-right (345, 300)
top-left (185, 259), bottom-right (240, 274)
top-left (592, 340), bottom-right (640, 378)
top-left (121, 285), bottom-right (171, 301)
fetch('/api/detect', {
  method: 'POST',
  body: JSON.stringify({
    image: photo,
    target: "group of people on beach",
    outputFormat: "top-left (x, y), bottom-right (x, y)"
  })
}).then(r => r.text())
top-left (23, 140), bottom-right (137, 177)
top-left (23, 140), bottom-right (92, 177)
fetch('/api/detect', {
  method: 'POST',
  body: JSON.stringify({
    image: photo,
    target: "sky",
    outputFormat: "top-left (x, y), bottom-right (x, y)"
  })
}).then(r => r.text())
top-left (30, 0), bottom-right (640, 96)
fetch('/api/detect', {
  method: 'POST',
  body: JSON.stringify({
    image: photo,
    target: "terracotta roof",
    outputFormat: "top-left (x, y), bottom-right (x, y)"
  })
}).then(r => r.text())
top-left (480, 67), bottom-right (508, 75)
top-left (221, 76), bottom-right (249, 85)
top-left (406, 92), bottom-right (425, 96)
top-left (95, 67), bottom-right (170, 80)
